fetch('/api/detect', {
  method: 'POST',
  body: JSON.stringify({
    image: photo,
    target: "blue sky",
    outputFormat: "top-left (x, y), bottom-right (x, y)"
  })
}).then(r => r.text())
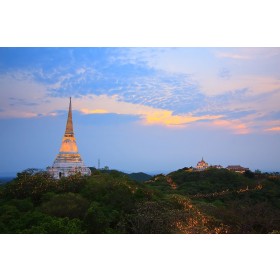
top-left (0, 47), bottom-right (280, 175)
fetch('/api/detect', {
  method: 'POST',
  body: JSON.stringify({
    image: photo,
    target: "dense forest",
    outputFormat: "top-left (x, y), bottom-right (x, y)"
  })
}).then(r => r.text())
top-left (0, 167), bottom-right (280, 234)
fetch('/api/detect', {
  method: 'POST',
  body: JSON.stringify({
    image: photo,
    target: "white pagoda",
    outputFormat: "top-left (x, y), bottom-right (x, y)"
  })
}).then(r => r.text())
top-left (47, 98), bottom-right (91, 179)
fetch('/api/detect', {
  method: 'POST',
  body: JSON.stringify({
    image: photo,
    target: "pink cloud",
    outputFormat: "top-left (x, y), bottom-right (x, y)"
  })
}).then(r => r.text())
top-left (211, 119), bottom-right (250, 134)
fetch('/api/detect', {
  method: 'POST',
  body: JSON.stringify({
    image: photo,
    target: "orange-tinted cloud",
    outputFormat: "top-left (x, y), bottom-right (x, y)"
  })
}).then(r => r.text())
top-left (144, 111), bottom-right (223, 126)
top-left (81, 108), bottom-right (108, 114)
top-left (266, 126), bottom-right (280, 132)
top-left (211, 119), bottom-right (250, 134)
top-left (78, 95), bottom-right (223, 127)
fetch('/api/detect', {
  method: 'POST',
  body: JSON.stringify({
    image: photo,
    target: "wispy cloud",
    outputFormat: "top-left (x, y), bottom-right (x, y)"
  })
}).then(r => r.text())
top-left (266, 126), bottom-right (280, 132)
top-left (215, 48), bottom-right (280, 60)
top-left (216, 52), bottom-right (251, 60)
top-left (78, 94), bottom-right (223, 127)
top-left (81, 109), bottom-right (108, 114)
top-left (218, 68), bottom-right (231, 79)
top-left (264, 121), bottom-right (280, 132)
top-left (144, 111), bottom-right (223, 126)
top-left (0, 71), bottom-right (223, 128)
top-left (198, 75), bottom-right (280, 96)
top-left (1, 48), bottom-right (280, 135)
top-left (210, 119), bottom-right (250, 134)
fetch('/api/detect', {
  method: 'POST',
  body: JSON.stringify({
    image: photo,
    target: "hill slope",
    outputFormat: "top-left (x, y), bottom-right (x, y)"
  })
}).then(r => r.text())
top-left (0, 168), bottom-right (279, 233)
top-left (145, 168), bottom-right (280, 233)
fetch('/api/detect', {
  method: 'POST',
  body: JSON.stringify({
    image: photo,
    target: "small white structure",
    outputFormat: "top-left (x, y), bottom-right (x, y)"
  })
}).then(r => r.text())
top-left (47, 98), bottom-right (91, 179)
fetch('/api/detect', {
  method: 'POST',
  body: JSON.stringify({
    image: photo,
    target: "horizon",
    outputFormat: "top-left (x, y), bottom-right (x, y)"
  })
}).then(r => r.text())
top-left (0, 48), bottom-right (280, 175)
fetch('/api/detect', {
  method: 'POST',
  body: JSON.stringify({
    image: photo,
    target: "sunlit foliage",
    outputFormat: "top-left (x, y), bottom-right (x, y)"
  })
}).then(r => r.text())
top-left (0, 168), bottom-right (279, 233)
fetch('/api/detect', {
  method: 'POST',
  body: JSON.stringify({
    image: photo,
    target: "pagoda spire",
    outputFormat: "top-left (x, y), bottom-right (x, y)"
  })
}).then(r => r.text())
top-left (48, 97), bottom-right (91, 179)
top-left (65, 97), bottom-right (74, 137)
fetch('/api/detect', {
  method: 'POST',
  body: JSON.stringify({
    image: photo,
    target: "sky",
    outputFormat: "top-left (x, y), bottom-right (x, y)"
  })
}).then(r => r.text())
top-left (0, 47), bottom-right (280, 175)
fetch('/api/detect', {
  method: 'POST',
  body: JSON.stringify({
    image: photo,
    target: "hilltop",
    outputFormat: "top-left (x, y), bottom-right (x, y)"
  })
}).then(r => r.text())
top-left (89, 168), bottom-right (152, 183)
top-left (0, 167), bottom-right (279, 234)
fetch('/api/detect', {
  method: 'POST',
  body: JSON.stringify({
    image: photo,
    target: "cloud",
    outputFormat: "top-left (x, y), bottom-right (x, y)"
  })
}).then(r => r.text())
top-left (216, 52), bottom-right (251, 60)
top-left (0, 72), bottom-right (50, 119)
top-left (0, 110), bottom-right (58, 119)
top-left (118, 73), bottom-right (203, 114)
top-left (76, 94), bottom-right (223, 127)
top-left (81, 109), bottom-right (108, 114)
top-left (198, 75), bottom-right (280, 97)
top-left (215, 48), bottom-right (280, 60)
top-left (264, 120), bottom-right (280, 132)
top-left (0, 71), bottom-right (223, 128)
top-left (0, 111), bottom-right (38, 119)
top-left (0, 69), bottom-right (198, 124)
top-left (1, 48), bottom-right (279, 135)
top-left (210, 119), bottom-right (250, 134)
top-left (0, 70), bottom-right (276, 134)
top-left (266, 127), bottom-right (280, 132)
top-left (191, 85), bottom-right (280, 134)
top-left (144, 111), bottom-right (222, 126)
top-left (218, 68), bottom-right (231, 79)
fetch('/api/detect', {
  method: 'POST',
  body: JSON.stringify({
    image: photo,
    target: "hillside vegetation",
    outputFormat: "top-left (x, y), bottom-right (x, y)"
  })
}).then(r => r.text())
top-left (0, 168), bottom-right (279, 234)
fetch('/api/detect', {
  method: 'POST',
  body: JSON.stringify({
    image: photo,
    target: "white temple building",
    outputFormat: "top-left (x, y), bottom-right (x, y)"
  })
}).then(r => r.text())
top-left (47, 98), bottom-right (91, 179)
top-left (195, 157), bottom-right (209, 171)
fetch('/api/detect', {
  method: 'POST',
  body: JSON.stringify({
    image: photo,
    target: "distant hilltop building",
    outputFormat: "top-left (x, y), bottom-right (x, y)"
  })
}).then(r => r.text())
top-left (192, 157), bottom-right (249, 173)
top-left (193, 158), bottom-right (223, 171)
top-left (195, 157), bottom-right (209, 171)
top-left (47, 98), bottom-right (91, 179)
top-left (226, 165), bottom-right (249, 173)
top-left (211, 165), bottom-right (223, 169)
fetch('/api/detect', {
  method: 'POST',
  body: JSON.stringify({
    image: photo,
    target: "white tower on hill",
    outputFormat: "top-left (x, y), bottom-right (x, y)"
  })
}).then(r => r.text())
top-left (47, 98), bottom-right (91, 179)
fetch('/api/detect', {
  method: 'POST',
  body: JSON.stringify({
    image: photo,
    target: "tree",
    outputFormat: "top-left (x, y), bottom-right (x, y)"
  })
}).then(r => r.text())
top-left (244, 170), bottom-right (255, 179)
top-left (21, 216), bottom-right (84, 234)
top-left (3, 169), bottom-right (56, 203)
top-left (84, 202), bottom-right (112, 233)
top-left (41, 193), bottom-right (89, 219)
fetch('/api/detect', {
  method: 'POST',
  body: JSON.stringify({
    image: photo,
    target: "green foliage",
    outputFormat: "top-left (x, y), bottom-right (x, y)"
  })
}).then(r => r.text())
top-left (21, 216), bottom-right (83, 234)
top-left (57, 174), bottom-right (88, 193)
top-left (128, 172), bottom-right (152, 183)
top-left (84, 201), bottom-right (121, 233)
top-left (128, 200), bottom-right (177, 234)
top-left (1, 169), bottom-right (88, 204)
top-left (204, 199), bottom-right (280, 233)
top-left (1, 167), bottom-right (280, 234)
top-left (2, 169), bottom-right (57, 203)
top-left (244, 170), bottom-right (255, 178)
top-left (41, 193), bottom-right (89, 219)
top-left (168, 168), bottom-right (254, 195)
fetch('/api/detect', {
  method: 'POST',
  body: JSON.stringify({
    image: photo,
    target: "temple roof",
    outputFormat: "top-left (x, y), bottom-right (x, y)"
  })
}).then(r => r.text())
top-left (59, 97), bottom-right (79, 155)
top-left (65, 97), bottom-right (74, 137)
top-left (198, 157), bottom-right (206, 163)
